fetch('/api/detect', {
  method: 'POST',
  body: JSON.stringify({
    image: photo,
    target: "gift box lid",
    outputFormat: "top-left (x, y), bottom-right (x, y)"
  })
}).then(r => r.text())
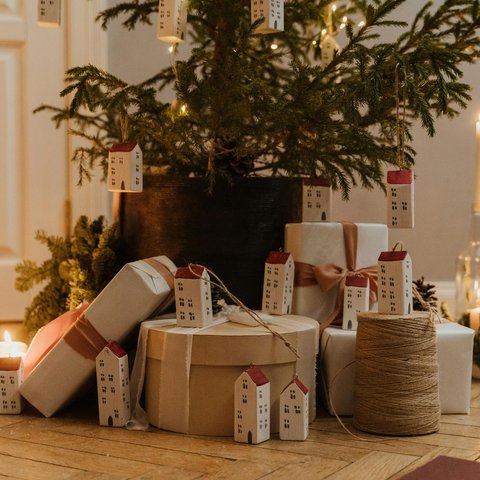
top-left (147, 315), bottom-right (319, 366)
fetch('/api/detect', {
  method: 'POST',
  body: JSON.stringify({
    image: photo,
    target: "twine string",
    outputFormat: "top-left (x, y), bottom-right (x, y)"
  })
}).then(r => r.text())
top-left (119, 114), bottom-right (129, 143)
top-left (395, 64), bottom-right (407, 170)
top-left (187, 264), bottom-right (299, 358)
top-left (353, 313), bottom-right (440, 436)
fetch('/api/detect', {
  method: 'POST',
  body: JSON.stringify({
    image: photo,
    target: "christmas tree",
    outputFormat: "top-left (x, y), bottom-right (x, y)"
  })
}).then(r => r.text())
top-left (38, 0), bottom-right (480, 197)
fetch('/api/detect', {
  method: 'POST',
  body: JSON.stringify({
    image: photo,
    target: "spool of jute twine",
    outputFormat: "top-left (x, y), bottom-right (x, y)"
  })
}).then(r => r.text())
top-left (353, 312), bottom-right (440, 436)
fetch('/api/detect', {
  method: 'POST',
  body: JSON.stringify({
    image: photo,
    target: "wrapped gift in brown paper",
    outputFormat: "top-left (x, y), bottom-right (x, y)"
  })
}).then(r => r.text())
top-left (145, 315), bottom-right (319, 436)
top-left (20, 256), bottom-right (176, 417)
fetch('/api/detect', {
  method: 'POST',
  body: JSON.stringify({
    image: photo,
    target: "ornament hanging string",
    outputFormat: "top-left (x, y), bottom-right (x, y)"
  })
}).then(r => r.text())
top-left (395, 63), bottom-right (407, 170)
top-left (119, 114), bottom-right (129, 143)
top-left (187, 263), bottom-right (299, 358)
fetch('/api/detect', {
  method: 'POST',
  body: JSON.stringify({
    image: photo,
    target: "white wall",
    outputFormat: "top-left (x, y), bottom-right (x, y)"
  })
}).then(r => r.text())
top-left (108, 2), bottom-right (479, 284)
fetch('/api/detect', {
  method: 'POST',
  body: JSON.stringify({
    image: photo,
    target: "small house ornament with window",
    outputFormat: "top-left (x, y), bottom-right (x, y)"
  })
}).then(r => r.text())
top-left (0, 357), bottom-right (23, 414)
top-left (320, 34), bottom-right (341, 67)
top-left (175, 266), bottom-right (213, 327)
top-left (302, 178), bottom-right (332, 222)
top-left (157, 0), bottom-right (187, 43)
top-left (378, 244), bottom-right (413, 315)
top-left (251, 0), bottom-right (284, 33)
top-left (107, 143), bottom-right (143, 193)
top-left (387, 170), bottom-right (414, 229)
top-left (342, 276), bottom-right (370, 331)
top-left (234, 366), bottom-right (270, 444)
top-left (262, 251), bottom-right (294, 315)
top-left (279, 375), bottom-right (309, 441)
top-left (96, 341), bottom-right (131, 427)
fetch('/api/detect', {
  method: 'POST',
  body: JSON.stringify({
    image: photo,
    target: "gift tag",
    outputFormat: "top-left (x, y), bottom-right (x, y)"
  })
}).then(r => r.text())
top-left (251, 0), bottom-right (284, 33)
top-left (107, 143), bottom-right (143, 193)
top-left (387, 170), bottom-right (414, 228)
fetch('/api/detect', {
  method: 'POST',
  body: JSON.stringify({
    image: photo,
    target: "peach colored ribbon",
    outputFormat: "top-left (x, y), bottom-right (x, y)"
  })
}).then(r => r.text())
top-left (62, 257), bottom-right (176, 361)
top-left (63, 313), bottom-right (108, 361)
top-left (294, 222), bottom-right (378, 332)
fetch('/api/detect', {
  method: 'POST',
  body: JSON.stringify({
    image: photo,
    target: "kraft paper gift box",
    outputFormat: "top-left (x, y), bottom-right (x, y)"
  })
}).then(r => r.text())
top-left (284, 222), bottom-right (388, 324)
top-left (145, 315), bottom-right (319, 436)
top-left (20, 256), bottom-right (176, 417)
top-left (320, 321), bottom-right (474, 416)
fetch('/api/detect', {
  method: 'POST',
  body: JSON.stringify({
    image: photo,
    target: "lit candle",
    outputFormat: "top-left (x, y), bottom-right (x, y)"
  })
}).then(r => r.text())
top-left (470, 307), bottom-right (480, 334)
top-left (0, 331), bottom-right (27, 358)
top-left (473, 115), bottom-right (480, 212)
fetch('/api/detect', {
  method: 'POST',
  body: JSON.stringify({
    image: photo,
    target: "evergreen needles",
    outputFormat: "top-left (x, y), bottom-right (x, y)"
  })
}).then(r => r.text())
top-left (15, 216), bottom-right (125, 336)
top-left (37, 0), bottom-right (480, 197)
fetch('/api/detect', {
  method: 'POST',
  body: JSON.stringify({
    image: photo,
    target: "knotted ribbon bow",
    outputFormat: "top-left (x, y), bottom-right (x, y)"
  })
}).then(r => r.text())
top-left (294, 222), bottom-right (378, 332)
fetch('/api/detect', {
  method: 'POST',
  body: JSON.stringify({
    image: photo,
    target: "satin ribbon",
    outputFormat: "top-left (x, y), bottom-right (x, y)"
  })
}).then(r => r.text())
top-left (63, 313), bottom-right (108, 361)
top-left (294, 222), bottom-right (378, 332)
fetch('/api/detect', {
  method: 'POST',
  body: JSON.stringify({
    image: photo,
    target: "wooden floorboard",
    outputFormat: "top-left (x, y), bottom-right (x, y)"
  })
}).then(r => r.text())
top-left (0, 381), bottom-right (478, 479)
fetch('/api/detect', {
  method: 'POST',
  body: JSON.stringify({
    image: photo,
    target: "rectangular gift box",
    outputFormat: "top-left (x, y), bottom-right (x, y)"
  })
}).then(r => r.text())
top-left (145, 315), bottom-right (319, 436)
top-left (285, 222), bottom-right (388, 323)
top-left (320, 321), bottom-right (474, 416)
top-left (20, 256), bottom-right (176, 417)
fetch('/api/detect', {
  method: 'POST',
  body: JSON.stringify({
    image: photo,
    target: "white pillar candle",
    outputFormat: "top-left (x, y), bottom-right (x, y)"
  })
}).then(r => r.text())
top-left (0, 331), bottom-right (27, 358)
top-left (473, 115), bottom-right (480, 212)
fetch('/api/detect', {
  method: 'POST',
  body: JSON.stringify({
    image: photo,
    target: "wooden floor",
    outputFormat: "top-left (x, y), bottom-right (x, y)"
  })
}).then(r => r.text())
top-left (1, 381), bottom-right (480, 479)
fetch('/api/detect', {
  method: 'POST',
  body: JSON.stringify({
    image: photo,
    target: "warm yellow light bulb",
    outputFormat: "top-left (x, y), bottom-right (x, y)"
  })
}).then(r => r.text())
top-left (331, 4), bottom-right (337, 12)
top-left (342, 16), bottom-right (348, 22)
top-left (321, 28), bottom-right (328, 36)
top-left (168, 45), bottom-right (174, 53)
top-left (270, 43), bottom-right (278, 50)
top-left (340, 23), bottom-right (346, 29)
top-left (312, 40), bottom-right (317, 46)
top-left (358, 20), bottom-right (366, 27)
top-left (180, 104), bottom-right (187, 114)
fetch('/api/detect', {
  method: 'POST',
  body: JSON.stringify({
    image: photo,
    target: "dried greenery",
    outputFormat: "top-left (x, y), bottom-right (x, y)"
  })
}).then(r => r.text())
top-left (37, 0), bottom-right (480, 197)
top-left (15, 216), bottom-right (124, 336)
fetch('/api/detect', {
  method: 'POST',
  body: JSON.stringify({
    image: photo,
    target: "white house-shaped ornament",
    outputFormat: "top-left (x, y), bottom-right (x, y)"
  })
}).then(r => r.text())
top-left (262, 251), bottom-right (294, 315)
top-left (378, 247), bottom-right (413, 315)
top-left (342, 276), bottom-right (370, 331)
top-left (96, 341), bottom-right (131, 427)
top-left (157, 0), bottom-right (187, 43)
top-left (107, 143), bottom-right (143, 193)
top-left (234, 366), bottom-right (270, 444)
top-left (175, 266), bottom-right (213, 327)
top-left (320, 34), bottom-right (341, 67)
top-left (37, 0), bottom-right (61, 27)
top-left (0, 357), bottom-right (23, 414)
top-left (387, 170), bottom-right (414, 229)
top-left (251, 0), bottom-right (284, 33)
top-left (279, 375), bottom-right (309, 441)
top-left (302, 178), bottom-right (332, 222)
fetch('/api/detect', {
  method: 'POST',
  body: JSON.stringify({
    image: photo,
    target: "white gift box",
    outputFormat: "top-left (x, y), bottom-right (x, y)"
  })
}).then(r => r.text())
top-left (20, 256), bottom-right (176, 417)
top-left (285, 223), bottom-right (388, 323)
top-left (320, 321), bottom-right (474, 416)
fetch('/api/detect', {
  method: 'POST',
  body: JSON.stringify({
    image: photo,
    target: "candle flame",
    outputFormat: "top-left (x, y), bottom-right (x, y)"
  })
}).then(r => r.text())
top-left (3, 330), bottom-right (11, 343)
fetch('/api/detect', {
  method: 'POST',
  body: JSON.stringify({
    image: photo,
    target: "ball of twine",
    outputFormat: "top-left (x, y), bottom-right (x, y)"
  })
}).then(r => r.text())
top-left (353, 312), bottom-right (440, 436)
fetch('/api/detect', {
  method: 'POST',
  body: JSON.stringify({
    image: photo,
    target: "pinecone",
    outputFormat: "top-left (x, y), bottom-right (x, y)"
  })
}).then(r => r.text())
top-left (413, 277), bottom-right (438, 311)
top-left (211, 284), bottom-right (226, 315)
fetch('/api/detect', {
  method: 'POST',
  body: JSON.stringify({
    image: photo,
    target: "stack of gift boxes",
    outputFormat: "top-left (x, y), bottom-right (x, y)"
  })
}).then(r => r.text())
top-left (289, 177), bottom-right (474, 416)
top-left (3, 176), bottom-right (474, 443)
